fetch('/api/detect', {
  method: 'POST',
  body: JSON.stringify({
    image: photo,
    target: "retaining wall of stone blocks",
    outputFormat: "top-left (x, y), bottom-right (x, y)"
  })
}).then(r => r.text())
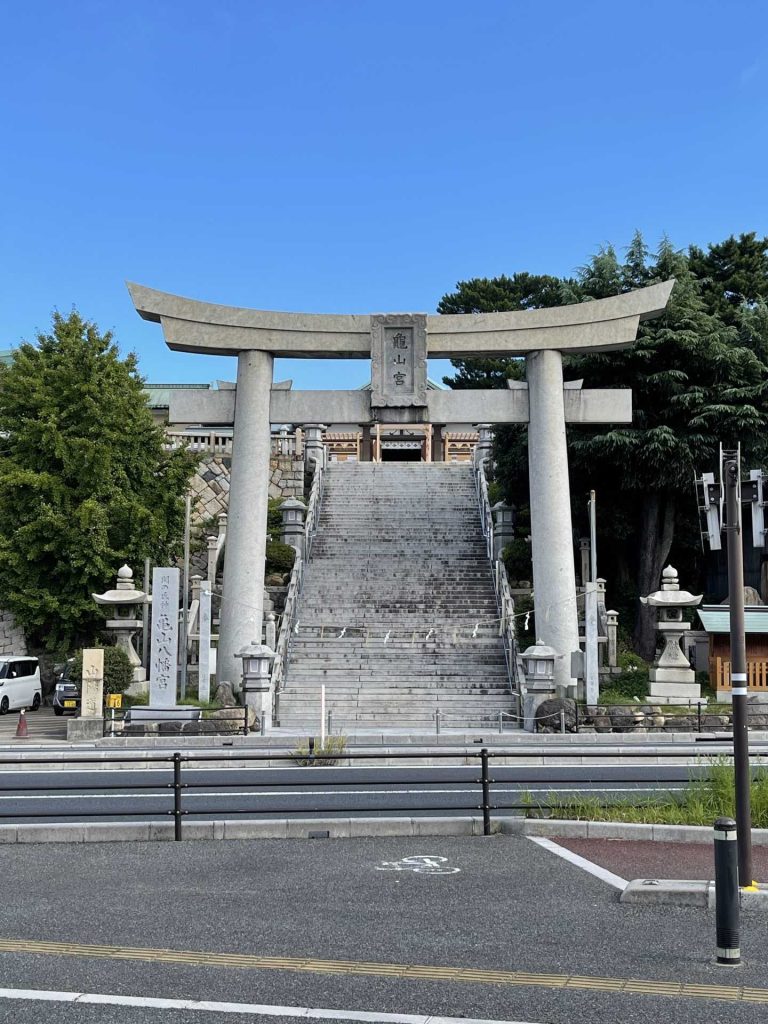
top-left (0, 608), bottom-right (27, 655)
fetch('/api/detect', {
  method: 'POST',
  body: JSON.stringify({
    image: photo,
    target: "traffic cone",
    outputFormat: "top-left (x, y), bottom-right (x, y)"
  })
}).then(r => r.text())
top-left (15, 709), bottom-right (28, 738)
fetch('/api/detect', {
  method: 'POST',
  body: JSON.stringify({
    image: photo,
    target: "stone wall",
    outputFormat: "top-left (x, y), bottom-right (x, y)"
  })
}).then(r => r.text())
top-left (0, 609), bottom-right (27, 655)
top-left (188, 454), bottom-right (305, 576)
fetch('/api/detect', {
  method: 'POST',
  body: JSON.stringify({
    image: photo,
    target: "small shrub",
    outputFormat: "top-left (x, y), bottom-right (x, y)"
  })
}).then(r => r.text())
top-left (291, 734), bottom-right (347, 766)
top-left (266, 540), bottom-right (296, 576)
top-left (502, 539), bottom-right (532, 581)
top-left (71, 646), bottom-right (134, 695)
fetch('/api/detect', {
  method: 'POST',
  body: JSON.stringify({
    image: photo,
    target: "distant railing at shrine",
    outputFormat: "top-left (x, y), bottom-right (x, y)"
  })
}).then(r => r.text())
top-left (163, 428), bottom-right (304, 458)
top-left (163, 427), bottom-right (478, 462)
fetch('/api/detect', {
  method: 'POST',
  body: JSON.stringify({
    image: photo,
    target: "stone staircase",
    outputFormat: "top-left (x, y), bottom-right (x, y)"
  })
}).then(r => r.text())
top-left (277, 462), bottom-right (515, 730)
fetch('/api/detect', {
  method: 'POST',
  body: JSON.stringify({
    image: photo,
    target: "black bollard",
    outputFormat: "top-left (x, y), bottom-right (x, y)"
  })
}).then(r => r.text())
top-left (714, 817), bottom-right (740, 966)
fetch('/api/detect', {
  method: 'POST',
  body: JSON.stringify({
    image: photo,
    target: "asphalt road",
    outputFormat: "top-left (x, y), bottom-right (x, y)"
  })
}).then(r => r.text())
top-left (0, 762), bottom-right (717, 824)
top-left (0, 835), bottom-right (765, 1024)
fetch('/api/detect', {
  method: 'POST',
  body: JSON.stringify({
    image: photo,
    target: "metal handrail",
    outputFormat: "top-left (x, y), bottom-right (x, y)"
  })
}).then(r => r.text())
top-left (473, 458), bottom-right (521, 699)
top-left (271, 459), bottom-right (325, 708)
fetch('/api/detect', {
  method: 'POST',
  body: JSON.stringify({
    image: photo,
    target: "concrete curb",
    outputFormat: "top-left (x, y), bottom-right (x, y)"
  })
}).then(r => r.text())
top-left (514, 818), bottom-right (768, 844)
top-left (1, 815), bottom-right (767, 845)
top-left (620, 878), bottom-right (768, 910)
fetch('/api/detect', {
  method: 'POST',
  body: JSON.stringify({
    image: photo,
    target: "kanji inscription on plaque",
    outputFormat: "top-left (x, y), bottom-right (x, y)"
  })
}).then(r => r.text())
top-left (370, 314), bottom-right (427, 408)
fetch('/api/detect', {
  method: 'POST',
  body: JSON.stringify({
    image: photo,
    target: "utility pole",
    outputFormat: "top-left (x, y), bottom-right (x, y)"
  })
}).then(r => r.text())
top-left (724, 456), bottom-right (754, 888)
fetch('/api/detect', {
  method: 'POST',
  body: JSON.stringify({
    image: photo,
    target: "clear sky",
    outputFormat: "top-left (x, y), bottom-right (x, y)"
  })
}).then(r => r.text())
top-left (1, 0), bottom-right (766, 390)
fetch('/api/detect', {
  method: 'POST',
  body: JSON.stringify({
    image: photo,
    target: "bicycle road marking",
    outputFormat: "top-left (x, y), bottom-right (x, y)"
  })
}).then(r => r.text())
top-left (0, 937), bottom-right (765, 1005)
top-left (375, 855), bottom-right (461, 874)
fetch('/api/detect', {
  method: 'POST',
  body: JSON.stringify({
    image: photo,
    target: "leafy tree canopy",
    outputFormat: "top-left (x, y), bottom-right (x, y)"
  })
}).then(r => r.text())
top-left (437, 232), bottom-right (768, 657)
top-left (0, 310), bottom-right (195, 653)
top-left (439, 273), bottom-right (569, 389)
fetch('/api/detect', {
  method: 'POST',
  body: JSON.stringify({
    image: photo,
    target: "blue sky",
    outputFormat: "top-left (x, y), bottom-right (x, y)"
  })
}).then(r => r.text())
top-left (1, 0), bottom-right (766, 390)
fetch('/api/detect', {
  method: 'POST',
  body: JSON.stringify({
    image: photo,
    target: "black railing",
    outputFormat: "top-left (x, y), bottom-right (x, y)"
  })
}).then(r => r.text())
top-left (0, 746), bottom-right (754, 841)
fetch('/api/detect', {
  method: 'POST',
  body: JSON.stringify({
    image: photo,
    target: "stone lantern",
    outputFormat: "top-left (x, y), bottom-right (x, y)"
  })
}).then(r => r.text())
top-left (92, 565), bottom-right (148, 685)
top-left (520, 638), bottom-right (557, 731)
top-left (491, 501), bottom-right (514, 561)
top-left (280, 497), bottom-right (307, 558)
top-left (236, 639), bottom-right (275, 729)
top-left (640, 565), bottom-right (703, 705)
top-left (474, 423), bottom-right (493, 466)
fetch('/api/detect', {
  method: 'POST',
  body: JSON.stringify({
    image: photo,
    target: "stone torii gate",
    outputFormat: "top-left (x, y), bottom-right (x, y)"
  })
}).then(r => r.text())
top-left (128, 280), bottom-right (673, 690)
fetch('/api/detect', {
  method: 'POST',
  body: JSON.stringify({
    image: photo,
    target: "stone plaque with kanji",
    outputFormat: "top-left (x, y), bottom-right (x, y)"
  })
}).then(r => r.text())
top-left (370, 314), bottom-right (427, 408)
top-left (149, 567), bottom-right (179, 707)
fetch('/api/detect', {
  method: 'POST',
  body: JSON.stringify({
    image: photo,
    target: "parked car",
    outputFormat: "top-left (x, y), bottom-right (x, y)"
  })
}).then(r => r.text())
top-left (0, 656), bottom-right (43, 714)
top-left (52, 660), bottom-right (79, 716)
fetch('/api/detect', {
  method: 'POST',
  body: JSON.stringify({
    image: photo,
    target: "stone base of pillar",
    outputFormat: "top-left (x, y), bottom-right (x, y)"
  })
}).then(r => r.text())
top-left (522, 690), bottom-right (556, 732)
top-left (242, 685), bottom-right (273, 729)
top-left (67, 718), bottom-right (104, 741)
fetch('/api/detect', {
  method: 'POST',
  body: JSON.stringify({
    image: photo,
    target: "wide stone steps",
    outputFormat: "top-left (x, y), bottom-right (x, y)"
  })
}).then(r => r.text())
top-left (278, 462), bottom-right (514, 729)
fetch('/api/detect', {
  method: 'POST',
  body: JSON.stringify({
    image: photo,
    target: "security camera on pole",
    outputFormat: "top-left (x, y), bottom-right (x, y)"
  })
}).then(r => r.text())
top-left (695, 445), bottom-right (758, 891)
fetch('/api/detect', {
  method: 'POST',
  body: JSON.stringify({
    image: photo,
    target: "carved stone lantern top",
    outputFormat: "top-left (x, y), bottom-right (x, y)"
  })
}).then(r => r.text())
top-left (640, 565), bottom-right (702, 609)
top-left (92, 565), bottom-right (147, 606)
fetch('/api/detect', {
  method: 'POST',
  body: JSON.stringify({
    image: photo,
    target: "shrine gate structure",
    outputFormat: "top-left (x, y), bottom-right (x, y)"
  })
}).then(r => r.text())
top-left (128, 281), bottom-right (674, 690)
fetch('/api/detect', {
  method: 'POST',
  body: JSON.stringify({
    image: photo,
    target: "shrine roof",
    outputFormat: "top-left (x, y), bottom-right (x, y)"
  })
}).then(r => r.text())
top-left (697, 606), bottom-right (768, 634)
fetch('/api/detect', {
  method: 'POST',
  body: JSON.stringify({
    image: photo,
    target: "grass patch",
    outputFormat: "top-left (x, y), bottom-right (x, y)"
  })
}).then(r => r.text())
top-left (291, 735), bottom-right (347, 766)
top-left (536, 759), bottom-right (768, 827)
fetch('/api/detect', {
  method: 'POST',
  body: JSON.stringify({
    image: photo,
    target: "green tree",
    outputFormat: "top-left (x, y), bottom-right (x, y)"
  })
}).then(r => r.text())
top-left (0, 310), bottom-right (195, 652)
top-left (569, 237), bottom-right (768, 656)
top-left (437, 233), bottom-right (768, 658)
top-left (689, 232), bottom-right (768, 324)
top-left (439, 273), bottom-right (568, 389)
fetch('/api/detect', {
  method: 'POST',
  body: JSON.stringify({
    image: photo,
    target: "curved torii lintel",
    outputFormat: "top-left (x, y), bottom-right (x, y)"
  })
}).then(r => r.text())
top-left (126, 279), bottom-right (674, 359)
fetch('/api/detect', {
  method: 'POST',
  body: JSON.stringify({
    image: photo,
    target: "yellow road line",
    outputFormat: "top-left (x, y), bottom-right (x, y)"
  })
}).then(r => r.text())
top-left (0, 937), bottom-right (765, 1005)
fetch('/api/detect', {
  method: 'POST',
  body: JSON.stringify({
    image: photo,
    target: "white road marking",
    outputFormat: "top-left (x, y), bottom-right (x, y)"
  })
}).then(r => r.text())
top-left (376, 855), bottom-right (460, 874)
top-left (0, 985), bottom-right (547, 1023)
top-left (0, 785), bottom-right (688, 801)
top-left (528, 836), bottom-right (628, 890)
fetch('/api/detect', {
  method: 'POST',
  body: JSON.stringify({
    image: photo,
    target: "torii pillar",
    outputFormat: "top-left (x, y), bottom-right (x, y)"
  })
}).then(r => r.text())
top-left (126, 280), bottom-right (674, 697)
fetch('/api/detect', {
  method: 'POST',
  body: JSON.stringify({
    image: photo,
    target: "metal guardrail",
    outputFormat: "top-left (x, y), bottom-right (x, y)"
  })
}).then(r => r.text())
top-left (0, 747), bottom-right (757, 842)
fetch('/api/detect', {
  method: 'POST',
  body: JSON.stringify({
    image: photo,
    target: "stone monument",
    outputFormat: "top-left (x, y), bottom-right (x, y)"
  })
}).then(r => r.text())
top-left (641, 565), bottom-right (703, 705)
top-left (67, 648), bottom-right (105, 741)
top-left (148, 566), bottom-right (179, 707)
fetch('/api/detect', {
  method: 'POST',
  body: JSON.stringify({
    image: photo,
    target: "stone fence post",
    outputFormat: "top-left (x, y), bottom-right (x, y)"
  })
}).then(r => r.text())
top-left (606, 610), bottom-right (618, 668)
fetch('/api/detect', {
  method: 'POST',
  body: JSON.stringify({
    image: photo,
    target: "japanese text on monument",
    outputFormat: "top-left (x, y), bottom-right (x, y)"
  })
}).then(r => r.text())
top-left (149, 567), bottom-right (179, 706)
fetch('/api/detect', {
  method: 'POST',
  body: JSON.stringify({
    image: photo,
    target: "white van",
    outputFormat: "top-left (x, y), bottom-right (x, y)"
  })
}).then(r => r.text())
top-left (0, 657), bottom-right (42, 713)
